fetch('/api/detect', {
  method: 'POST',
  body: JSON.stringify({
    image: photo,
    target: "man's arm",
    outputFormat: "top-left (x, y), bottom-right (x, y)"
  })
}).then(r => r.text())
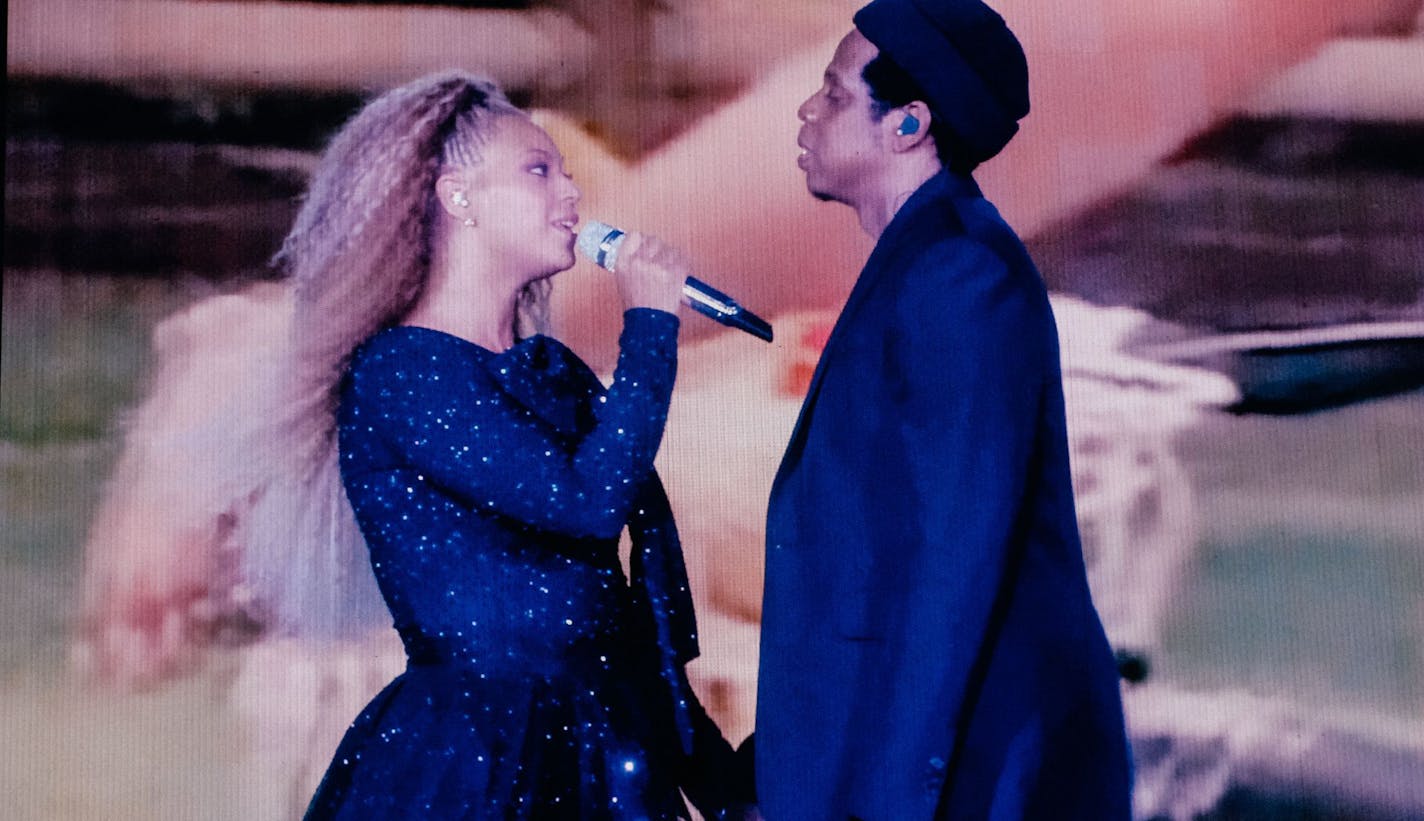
top-left (857, 239), bottom-right (1050, 815)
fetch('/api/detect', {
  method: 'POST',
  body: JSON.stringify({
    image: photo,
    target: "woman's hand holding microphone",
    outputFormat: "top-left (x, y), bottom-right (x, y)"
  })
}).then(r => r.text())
top-left (605, 231), bottom-right (690, 317)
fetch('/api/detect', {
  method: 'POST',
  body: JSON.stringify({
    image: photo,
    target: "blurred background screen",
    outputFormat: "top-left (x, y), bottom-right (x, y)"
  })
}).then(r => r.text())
top-left (4, 1), bottom-right (1423, 819)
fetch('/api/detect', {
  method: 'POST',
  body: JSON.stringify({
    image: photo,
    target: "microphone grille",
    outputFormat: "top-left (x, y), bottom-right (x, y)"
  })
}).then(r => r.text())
top-left (575, 219), bottom-right (615, 257)
top-left (575, 220), bottom-right (618, 267)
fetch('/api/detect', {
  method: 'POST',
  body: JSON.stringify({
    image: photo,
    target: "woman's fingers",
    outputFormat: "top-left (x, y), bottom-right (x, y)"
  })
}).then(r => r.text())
top-left (611, 232), bottom-right (689, 315)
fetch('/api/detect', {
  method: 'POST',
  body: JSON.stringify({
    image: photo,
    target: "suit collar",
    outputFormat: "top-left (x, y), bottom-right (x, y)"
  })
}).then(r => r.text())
top-left (876, 170), bottom-right (980, 252)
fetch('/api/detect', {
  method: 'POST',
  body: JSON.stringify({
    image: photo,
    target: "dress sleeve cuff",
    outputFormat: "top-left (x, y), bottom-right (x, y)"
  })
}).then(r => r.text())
top-left (621, 308), bottom-right (680, 353)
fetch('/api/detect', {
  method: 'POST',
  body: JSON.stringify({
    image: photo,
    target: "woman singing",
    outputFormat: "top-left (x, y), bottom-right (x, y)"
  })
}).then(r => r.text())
top-left (265, 71), bottom-right (748, 819)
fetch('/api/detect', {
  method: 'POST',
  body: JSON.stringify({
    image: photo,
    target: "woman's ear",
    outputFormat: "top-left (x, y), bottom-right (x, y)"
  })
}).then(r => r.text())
top-left (434, 173), bottom-right (474, 222)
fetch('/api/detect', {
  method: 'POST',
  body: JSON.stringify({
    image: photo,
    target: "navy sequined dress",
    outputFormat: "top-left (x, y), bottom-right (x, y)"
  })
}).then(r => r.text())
top-left (305, 310), bottom-right (743, 820)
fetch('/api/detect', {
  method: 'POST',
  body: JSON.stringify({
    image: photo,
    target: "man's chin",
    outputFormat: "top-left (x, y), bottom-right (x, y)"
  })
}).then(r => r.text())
top-left (804, 176), bottom-right (839, 204)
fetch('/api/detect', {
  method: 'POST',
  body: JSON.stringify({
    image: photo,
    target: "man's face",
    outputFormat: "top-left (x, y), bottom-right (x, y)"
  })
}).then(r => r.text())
top-left (796, 29), bottom-right (888, 207)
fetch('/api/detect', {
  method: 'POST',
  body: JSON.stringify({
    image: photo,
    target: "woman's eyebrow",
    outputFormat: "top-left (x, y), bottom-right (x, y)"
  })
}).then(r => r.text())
top-left (528, 147), bottom-right (569, 167)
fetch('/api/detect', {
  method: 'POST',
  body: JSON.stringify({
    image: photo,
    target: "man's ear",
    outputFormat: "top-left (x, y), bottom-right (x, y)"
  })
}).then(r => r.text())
top-left (889, 101), bottom-right (933, 151)
top-left (434, 173), bottom-right (474, 221)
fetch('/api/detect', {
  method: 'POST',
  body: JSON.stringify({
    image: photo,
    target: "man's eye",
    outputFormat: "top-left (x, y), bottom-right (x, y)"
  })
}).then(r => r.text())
top-left (530, 164), bottom-right (548, 176)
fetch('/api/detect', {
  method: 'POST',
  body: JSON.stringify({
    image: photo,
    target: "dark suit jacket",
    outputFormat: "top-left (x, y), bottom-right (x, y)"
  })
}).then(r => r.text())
top-left (755, 172), bottom-right (1132, 820)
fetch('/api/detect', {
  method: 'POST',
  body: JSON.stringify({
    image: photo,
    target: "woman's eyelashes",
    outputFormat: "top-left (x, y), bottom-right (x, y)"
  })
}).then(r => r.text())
top-left (528, 163), bottom-right (572, 179)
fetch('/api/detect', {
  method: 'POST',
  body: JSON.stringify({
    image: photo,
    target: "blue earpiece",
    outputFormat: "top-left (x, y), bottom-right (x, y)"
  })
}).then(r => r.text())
top-left (896, 114), bottom-right (921, 136)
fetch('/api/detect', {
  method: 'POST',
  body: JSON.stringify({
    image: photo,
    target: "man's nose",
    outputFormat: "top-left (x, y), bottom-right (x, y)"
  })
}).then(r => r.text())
top-left (796, 95), bottom-right (817, 123)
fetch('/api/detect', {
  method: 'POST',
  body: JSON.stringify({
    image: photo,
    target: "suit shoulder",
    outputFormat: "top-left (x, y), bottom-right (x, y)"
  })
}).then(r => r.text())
top-left (903, 235), bottom-right (1044, 309)
top-left (909, 233), bottom-right (1009, 278)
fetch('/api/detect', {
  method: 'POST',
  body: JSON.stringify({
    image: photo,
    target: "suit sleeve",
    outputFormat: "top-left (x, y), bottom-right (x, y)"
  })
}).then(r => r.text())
top-left (344, 309), bottom-right (678, 539)
top-left (676, 667), bottom-right (758, 818)
top-left (860, 240), bottom-right (1050, 812)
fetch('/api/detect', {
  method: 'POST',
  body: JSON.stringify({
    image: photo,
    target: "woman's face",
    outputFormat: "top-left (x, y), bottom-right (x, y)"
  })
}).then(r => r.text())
top-left (465, 115), bottom-right (582, 281)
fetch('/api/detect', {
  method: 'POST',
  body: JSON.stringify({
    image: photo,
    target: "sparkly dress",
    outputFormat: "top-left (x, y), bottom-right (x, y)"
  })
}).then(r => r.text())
top-left (305, 310), bottom-right (744, 820)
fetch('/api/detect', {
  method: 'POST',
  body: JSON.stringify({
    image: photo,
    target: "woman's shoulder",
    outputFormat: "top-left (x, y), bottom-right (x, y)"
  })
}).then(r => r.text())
top-left (344, 325), bottom-right (493, 391)
top-left (351, 325), bottom-right (487, 366)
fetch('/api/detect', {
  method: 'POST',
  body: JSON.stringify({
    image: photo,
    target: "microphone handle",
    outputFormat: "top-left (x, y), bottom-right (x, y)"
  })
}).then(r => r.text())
top-left (683, 277), bottom-right (774, 342)
top-left (579, 222), bottom-right (772, 341)
top-left (683, 277), bottom-right (738, 316)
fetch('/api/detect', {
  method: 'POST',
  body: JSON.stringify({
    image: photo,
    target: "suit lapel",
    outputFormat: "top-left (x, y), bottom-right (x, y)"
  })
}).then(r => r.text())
top-left (770, 243), bottom-right (888, 489)
top-left (770, 172), bottom-right (963, 491)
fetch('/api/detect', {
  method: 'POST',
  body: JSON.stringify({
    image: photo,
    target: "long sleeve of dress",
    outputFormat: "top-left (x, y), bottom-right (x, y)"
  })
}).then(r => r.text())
top-left (342, 309), bottom-right (679, 540)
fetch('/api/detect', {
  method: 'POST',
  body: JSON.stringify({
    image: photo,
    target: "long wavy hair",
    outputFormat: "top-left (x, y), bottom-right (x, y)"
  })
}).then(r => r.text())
top-left (232, 71), bottom-right (545, 638)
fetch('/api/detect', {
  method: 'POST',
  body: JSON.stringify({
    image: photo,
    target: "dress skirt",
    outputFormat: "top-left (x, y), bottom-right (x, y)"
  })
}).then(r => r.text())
top-left (304, 653), bottom-right (690, 820)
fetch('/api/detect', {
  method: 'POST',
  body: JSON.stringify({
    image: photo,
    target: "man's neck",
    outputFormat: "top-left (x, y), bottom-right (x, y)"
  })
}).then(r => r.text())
top-left (855, 159), bottom-right (942, 240)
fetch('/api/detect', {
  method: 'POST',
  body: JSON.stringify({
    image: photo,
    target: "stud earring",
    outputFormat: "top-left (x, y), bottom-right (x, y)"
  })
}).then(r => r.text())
top-left (451, 191), bottom-right (470, 208)
top-left (463, 217), bottom-right (476, 227)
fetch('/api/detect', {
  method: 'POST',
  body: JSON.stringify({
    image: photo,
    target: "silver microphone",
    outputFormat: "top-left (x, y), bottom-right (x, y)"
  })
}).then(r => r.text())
top-left (576, 221), bottom-right (773, 343)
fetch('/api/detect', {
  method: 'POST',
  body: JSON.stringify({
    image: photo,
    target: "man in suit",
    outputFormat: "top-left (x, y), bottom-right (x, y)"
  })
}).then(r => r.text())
top-left (752, 1), bottom-right (1133, 817)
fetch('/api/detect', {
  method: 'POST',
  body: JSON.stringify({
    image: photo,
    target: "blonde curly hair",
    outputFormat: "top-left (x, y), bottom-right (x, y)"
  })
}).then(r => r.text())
top-left (279, 70), bottom-right (545, 400)
top-left (234, 71), bottom-right (547, 638)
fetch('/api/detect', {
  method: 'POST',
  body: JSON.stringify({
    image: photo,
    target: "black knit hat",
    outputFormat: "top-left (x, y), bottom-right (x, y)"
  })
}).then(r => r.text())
top-left (854, 0), bottom-right (1030, 164)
